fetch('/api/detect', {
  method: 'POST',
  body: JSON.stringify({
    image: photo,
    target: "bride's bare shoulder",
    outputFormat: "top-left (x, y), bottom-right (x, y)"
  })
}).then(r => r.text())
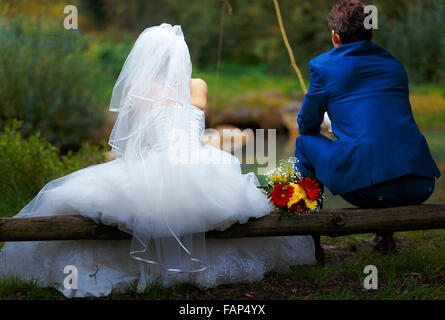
top-left (190, 78), bottom-right (208, 111)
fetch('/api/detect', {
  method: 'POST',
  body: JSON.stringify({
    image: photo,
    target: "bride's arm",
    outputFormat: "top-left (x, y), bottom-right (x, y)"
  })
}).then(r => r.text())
top-left (190, 78), bottom-right (208, 111)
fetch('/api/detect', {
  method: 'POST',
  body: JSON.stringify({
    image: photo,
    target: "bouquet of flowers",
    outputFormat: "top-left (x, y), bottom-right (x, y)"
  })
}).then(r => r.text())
top-left (261, 157), bottom-right (324, 216)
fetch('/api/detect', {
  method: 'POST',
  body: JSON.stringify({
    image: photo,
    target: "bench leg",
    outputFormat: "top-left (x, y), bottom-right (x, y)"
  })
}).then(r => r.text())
top-left (312, 234), bottom-right (325, 264)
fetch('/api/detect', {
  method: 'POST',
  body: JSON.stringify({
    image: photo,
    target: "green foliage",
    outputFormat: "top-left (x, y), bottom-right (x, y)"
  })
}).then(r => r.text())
top-left (0, 120), bottom-right (107, 216)
top-left (87, 37), bottom-right (134, 80)
top-left (377, 0), bottom-right (445, 83)
top-left (0, 119), bottom-right (63, 215)
top-left (78, 0), bottom-right (444, 84)
top-left (0, 16), bottom-right (108, 151)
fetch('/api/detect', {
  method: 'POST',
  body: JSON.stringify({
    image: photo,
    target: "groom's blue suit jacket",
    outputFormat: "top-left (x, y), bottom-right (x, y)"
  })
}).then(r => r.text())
top-left (297, 40), bottom-right (441, 195)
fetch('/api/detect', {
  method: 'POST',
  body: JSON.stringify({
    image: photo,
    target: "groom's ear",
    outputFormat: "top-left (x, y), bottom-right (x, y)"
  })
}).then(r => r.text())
top-left (331, 30), bottom-right (342, 48)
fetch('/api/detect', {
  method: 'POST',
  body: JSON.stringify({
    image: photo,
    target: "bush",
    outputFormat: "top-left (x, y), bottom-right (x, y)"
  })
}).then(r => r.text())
top-left (0, 16), bottom-right (108, 151)
top-left (378, 0), bottom-right (445, 84)
top-left (87, 38), bottom-right (133, 80)
top-left (0, 120), bottom-right (107, 217)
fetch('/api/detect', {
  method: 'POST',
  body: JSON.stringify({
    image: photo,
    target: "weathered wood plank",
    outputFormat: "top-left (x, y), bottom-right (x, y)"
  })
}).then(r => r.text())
top-left (1, 204), bottom-right (445, 241)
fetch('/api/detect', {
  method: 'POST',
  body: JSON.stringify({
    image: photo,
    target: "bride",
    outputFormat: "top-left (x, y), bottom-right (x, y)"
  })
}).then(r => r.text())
top-left (0, 24), bottom-right (315, 297)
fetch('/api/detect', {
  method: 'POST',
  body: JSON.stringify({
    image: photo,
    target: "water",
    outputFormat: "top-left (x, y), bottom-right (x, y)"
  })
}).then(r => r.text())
top-left (241, 130), bottom-right (445, 209)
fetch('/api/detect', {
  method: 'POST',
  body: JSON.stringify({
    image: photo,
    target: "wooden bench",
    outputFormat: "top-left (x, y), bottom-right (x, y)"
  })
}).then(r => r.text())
top-left (1, 204), bottom-right (445, 263)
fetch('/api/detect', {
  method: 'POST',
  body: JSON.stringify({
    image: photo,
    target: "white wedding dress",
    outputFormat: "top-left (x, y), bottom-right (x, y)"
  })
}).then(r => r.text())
top-left (0, 24), bottom-right (315, 298)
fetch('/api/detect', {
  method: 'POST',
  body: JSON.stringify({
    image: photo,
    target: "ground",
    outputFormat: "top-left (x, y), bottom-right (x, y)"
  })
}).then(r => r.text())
top-left (1, 229), bottom-right (444, 300)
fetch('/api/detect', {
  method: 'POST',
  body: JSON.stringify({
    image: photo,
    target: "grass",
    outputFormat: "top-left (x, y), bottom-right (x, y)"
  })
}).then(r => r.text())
top-left (0, 275), bottom-right (60, 300)
top-left (410, 93), bottom-right (445, 130)
top-left (1, 229), bottom-right (445, 300)
top-left (193, 64), bottom-right (305, 112)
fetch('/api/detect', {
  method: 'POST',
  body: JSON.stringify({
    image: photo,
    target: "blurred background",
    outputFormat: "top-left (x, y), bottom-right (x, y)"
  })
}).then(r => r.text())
top-left (0, 0), bottom-right (444, 215)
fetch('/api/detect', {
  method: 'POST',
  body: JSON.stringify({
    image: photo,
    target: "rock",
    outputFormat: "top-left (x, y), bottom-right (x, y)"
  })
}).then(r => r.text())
top-left (281, 100), bottom-right (303, 137)
top-left (212, 90), bottom-right (296, 132)
top-left (213, 107), bottom-right (263, 130)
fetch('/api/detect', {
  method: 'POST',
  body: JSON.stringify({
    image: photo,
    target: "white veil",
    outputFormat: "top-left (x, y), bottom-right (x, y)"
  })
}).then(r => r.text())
top-left (109, 23), bottom-right (192, 157)
top-left (107, 24), bottom-right (207, 274)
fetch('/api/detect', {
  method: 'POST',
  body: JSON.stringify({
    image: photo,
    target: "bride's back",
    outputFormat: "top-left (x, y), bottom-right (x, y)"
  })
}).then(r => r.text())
top-left (142, 103), bottom-right (205, 153)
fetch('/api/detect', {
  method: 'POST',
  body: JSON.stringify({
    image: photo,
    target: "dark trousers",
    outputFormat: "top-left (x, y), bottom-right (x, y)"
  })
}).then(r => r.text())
top-left (340, 175), bottom-right (435, 237)
top-left (339, 174), bottom-right (435, 208)
top-left (294, 133), bottom-right (436, 208)
top-left (295, 133), bottom-right (436, 240)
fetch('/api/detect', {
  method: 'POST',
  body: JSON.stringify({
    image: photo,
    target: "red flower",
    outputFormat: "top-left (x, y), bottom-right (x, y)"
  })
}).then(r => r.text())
top-left (271, 183), bottom-right (294, 207)
top-left (289, 199), bottom-right (311, 213)
top-left (297, 177), bottom-right (321, 200)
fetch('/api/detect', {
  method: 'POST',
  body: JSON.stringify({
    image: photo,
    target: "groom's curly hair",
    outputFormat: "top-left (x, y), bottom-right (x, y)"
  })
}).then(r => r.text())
top-left (328, 0), bottom-right (373, 45)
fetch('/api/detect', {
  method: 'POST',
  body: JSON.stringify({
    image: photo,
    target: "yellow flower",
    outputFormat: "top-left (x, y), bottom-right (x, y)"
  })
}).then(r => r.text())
top-left (286, 165), bottom-right (292, 177)
top-left (287, 183), bottom-right (305, 208)
top-left (270, 174), bottom-right (287, 184)
top-left (304, 198), bottom-right (317, 211)
top-left (287, 182), bottom-right (318, 211)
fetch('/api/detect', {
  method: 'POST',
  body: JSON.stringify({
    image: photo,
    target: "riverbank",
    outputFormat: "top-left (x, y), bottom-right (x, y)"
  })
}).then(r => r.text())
top-left (191, 65), bottom-right (445, 133)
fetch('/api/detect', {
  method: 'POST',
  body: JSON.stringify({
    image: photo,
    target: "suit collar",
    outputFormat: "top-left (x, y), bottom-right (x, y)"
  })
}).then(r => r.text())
top-left (329, 40), bottom-right (377, 57)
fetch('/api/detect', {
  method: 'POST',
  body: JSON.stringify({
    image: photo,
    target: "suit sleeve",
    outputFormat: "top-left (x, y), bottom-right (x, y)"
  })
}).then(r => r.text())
top-left (297, 60), bottom-right (327, 135)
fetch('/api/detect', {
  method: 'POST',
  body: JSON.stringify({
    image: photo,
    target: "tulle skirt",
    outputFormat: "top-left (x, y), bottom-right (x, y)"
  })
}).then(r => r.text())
top-left (0, 236), bottom-right (315, 298)
top-left (0, 144), bottom-right (315, 297)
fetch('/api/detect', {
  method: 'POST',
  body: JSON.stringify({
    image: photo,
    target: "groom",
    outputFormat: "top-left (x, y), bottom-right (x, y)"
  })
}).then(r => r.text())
top-left (294, 0), bottom-right (441, 250)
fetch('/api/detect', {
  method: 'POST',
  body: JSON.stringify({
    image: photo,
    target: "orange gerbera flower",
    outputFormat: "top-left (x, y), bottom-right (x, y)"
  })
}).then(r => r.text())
top-left (297, 177), bottom-right (321, 201)
top-left (271, 183), bottom-right (294, 207)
